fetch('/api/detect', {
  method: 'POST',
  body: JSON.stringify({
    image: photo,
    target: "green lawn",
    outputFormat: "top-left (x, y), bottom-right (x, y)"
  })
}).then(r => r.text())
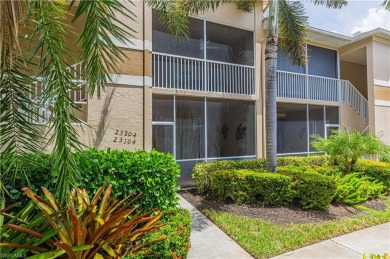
top-left (203, 201), bottom-right (390, 259)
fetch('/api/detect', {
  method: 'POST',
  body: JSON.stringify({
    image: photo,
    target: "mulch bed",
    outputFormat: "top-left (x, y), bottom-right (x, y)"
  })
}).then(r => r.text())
top-left (179, 189), bottom-right (389, 224)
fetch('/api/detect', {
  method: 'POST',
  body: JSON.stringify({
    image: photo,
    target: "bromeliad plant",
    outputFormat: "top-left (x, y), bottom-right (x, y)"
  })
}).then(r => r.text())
top-left (0, 184), bottom-right (166, 258)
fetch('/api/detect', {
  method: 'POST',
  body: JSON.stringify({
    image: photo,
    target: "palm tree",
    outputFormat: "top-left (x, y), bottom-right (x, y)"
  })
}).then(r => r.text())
top-left (0, 0), bottom-right (135, 202)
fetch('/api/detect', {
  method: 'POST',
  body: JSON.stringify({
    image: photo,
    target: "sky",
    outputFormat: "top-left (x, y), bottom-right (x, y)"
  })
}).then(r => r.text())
top-left (303, 0), bottom-right (390, 36)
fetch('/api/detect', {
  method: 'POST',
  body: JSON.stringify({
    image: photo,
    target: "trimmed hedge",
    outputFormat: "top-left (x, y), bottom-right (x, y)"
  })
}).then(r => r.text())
top-left (193, 156), bottom-right (329, 194)
top-left (208, 168), bottom-right (335, 209)
top-left (129, 208), bottom-right (192, 259)
top-left (2, 149), bottom-right (180, 211)
top-left (210, 169), bottom-right (294, 205)
top-left (277, 166), bottom-right (336, 209)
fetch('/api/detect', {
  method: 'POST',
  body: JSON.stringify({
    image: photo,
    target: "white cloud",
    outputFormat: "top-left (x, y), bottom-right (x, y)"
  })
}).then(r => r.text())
top-left (350, 8), bottom-right (390, 34)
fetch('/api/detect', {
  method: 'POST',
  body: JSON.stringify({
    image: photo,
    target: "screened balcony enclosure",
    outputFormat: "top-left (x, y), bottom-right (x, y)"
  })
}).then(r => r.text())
top-left (276, 46), bottom-right (368, 121)
top-left (277, 103), bottom-right (340, 156)
top-left (152, 12), bottom-right (255, 95)
top-left (152, 95), bottom-right (256, 186)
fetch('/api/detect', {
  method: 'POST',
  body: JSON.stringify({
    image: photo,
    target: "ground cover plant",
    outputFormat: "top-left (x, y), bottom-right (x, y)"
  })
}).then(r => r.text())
top-left (0, 184), bottom-right (166, 258)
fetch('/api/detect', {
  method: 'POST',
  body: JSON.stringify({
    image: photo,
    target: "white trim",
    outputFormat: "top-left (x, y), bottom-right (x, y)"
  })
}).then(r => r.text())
top-left (108, 74), bottom-right (152, 86)
top-left (110, 37), bottom-right (152, 51)
top-left (375, 100), bottom-right (390, 107)
top-left (374, 79), bottom-right (390, 88)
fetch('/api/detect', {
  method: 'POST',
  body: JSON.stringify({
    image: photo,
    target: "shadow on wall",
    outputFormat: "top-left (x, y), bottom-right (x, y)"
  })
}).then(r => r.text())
top-left (93, 87), bottom-right (116, 148)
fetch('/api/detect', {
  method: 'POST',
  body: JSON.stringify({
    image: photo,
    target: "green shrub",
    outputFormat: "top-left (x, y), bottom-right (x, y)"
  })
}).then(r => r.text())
top-left (277, 156), bottom-right (329, 167)
top-left (75, 148), bottom-right (180, 211)
top-left (2, 149), bottom-right (181, 211)
top-left (193, 156), bottom-right (329, 194)
top-left (209, 169), bottom-right (294, 205)
top-left (129, 208), bottom-right (192, 259)
top-left (354, 160), bottom-right (390, 190)
top-left (332, 172), bottom-right (386, 205)
top-left (312, 130), bottom-right (390, 173)
top-left (193, 159), bottom-right (267, 194)
top-left (278, 166), bottom-right (336, 209)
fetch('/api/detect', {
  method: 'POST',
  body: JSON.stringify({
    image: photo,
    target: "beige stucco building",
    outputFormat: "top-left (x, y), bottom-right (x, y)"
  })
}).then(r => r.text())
top-left (35, 2), bottom-right (390, 186)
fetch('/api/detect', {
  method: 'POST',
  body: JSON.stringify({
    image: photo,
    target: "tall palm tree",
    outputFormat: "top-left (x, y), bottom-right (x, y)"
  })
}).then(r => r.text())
top-left (0, 0), bottom-right (135, 202)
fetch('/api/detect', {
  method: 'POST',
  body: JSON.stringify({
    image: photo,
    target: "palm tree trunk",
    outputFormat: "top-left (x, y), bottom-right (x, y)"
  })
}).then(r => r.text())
top-left (265, 0), bottom-right (279, 172)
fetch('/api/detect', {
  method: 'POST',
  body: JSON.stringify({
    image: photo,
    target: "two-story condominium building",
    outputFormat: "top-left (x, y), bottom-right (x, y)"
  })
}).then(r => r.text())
top-left (34, 2), bottom-right (390, 186)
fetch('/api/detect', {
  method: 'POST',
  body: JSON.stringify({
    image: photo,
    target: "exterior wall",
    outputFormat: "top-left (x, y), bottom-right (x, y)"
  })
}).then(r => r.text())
top-left (372, 40), bottom-right (390, 145)
top-left (373, 41), bottom-right (390, 85)
top-left (195, 3), bottom-right (255, 31)
top-left (375, 105), bottom-right (390, 145)
top-left (79, 85), bottom-right (145, 150)
top-left (340, 61), bottom-right (367, 98)
top-left (339, 103), bottom-right (368, 132)
top-left (71, 1), bottom-right (152, 152)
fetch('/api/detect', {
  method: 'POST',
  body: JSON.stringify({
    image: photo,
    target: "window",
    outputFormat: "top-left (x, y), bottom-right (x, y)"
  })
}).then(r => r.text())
top-left (175, 97), bottom-right (205, 159)
top-left (152, 12), bottom-right (204, 59)
top-left (207, 99), bottom-right (255, 157)
top-left (307, 45), bottom-right (338, 78)
top-left (206, 22), bottom-right (254, 66)
top-left (152, 95), bottom-right (256, 186)
top-left (277, 103), bottom-right (308, 154)
top-left (152, 12), bottom-right (254, 65)
top-left (277, 50), bottom-right (305, 74)
top-left (277, 103), bottom-right (339, 155)
top-left (277, 45), bottom-right (338, 79)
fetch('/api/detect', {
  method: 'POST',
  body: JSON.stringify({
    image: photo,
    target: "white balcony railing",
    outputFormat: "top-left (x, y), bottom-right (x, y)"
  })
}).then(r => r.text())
top-left (341, 80), bottom-right (368, 120)
top-left (276, 70), bottom-right (368, 121)
top-left (23, 61), bottom-right (87, 124)
top-left (152, 52), bottom-right (255, 95)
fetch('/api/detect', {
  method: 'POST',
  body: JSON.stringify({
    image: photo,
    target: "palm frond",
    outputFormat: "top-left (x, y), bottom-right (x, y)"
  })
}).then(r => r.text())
top-left (310, 0), bottom-right (348, 9)
top-left (25, 0), bottom-right (81, 202)
top-left (0, 1), bottom-right (44, 196)
top-left (0, 0), bottom-right (24, 66)
top-left (234, 0), bottom-right (260, 12)
top-left (278, 0), bottom-right (308, 66)
top-left (381, 0), bottom-right (390, 10)
top-left (70, 0), bottom-right (136, 98)
top-left (0, 53), bottom-right (44, 188)
top-left (150, 0), bottom-right (190, 40)
top-left (148, 0), bottom-right (257, 39)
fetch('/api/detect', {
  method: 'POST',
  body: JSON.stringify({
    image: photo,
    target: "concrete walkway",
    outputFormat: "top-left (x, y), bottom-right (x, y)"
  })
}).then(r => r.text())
top-left (178, 195), bottom-right (253, 259)
top-left (179, 194), bottom-right (390, 259)
top-left (273, 222), bottom-right (390, 259)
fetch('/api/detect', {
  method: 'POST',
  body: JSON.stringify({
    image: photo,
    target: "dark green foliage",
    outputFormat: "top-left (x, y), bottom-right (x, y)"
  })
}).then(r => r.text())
top-left (276, 166), bottom-right (336, 209)
top-left (331, 172), bottom-right (386, 205)
top-left (209, 170), bottom-right (294, 205)
top-left (2, 149), bottom-right (180, 211)
top-left (193, 156), bottom-right (329, 194)
top-left (129, 208), bottom-right (192, 259)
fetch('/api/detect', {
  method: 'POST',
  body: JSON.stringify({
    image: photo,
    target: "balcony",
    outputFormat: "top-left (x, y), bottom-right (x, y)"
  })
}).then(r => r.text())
top-left (25, 61), bottom-right (87, 124)
top-left (152, 52), bottom-right (255, 95)
top-left (276, 70), bottom-right (368, 121)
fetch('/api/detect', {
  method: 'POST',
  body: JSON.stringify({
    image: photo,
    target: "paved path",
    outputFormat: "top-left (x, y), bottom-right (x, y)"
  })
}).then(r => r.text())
top-left (179, 194), bottom-right (390, 259)
top-left (272, 222), bottom-right (390, 259)
top-left (178, 195), bottom-right (253, 259)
